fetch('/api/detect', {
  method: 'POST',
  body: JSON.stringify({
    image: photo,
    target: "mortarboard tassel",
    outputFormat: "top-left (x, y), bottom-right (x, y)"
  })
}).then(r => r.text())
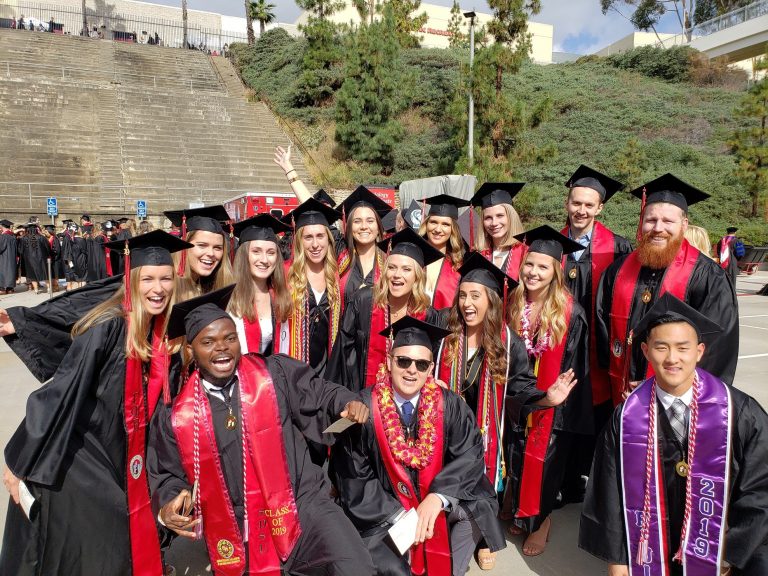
top-left (341, 205), bottom-right (347, 232)
top-left (229, 223), bottom-right (235, 264)
top-left (177, 215), bottom-right (187, 277)
top-left (621, 330), bottom-right (634, 399)
top-left (636, 187), bottom-right (647, 244)
top-left (291, 215), bottom-right (296, 262)
top-left (162, 335), bottom-right (171, 405)
top-left (122, 240), bottom-right (132, 312)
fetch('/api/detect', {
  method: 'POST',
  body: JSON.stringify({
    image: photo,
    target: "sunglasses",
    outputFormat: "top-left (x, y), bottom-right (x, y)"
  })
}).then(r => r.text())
top-left (393, 355), bottom-right (432, 373)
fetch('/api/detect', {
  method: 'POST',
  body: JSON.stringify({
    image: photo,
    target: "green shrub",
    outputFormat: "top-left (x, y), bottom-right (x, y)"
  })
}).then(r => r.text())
top-left (607, 45), bottom-right (698, 82)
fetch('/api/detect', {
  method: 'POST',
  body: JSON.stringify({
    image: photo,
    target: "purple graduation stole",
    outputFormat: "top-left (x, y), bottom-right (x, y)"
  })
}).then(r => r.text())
top-left (620, 369), bottom-right (732, 576)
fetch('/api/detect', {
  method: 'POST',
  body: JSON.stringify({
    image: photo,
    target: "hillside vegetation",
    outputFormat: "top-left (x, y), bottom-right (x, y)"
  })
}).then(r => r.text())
top-left (232, 30), bottom-right (766, 244)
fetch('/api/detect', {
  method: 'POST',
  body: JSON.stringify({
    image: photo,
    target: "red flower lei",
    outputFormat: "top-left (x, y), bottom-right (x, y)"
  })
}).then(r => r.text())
top-left (375, 373), bottom-right (440, 470)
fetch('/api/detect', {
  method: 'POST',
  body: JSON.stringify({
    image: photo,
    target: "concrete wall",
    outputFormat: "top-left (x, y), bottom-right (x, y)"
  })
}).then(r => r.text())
top-left (295, 1), bottom-right (554, 64)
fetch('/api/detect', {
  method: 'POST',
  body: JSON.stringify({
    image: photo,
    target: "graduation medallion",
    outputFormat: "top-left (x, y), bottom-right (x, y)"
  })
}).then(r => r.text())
top-left (568, 268), bottom-right (577, 279)
top-left (397, 482), bottom-right (411, 498)
top-left (226, 414), bottom-right (237, 431)
top-left (641, 289), bottom-right (653, 304)
top-left (675, 461), bottom-right (690, 478)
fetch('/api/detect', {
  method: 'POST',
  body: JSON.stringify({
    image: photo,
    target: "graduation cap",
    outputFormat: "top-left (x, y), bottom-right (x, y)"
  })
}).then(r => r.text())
top-left (81, 214), bottom-right (91, 221)
top-left (401, 199), bottom-right (423, 230)
top-left (458, 251), bottom-right (518, 295)
top-left (339, 186), bottom-right (392, 220)
top-left (105, 229), bottom-right (191, 270)
top-left (167, 284), bottom-right (236, 342)
top-left (422, 194), bottom-right (470, 220)
top-left (82, 224), bottom-right (94, 234)
top-left (312, 188), bottom-right (337, 208)
top-left (101, 220), bottom-right (115, 232)
top-left (376, 227), bottom-right (444, 268)
top-left (0, 219), bottom-right (13, 228)
top-left (43, 224), bottom-right (56, 233)
top-left (106, 230), bottom-right (193, 312)
top-left (233, 214), bottom-right (291, 245)
top-left (633, 292), bottom-right (722, 343)
top-left (629, 174), bottom-right (710, 212)
top-left (726, 226), bottom-right (738, 234)
top-left (566, 165), bottom-right (625, 203)
top-left (381, 208), bottom-right (399, 234)
top-left (470, 182), bottom-right (526, 209)
top-left (24, 223), bottom-right (38, 232)
top-left (163, 205), bottom-right (230, 235)
top-left (117, 217), bottom-right (130, 224)
top-left (514, 225), bottom-right (583, 260)
top-left (378, 315), bottom-right (451, 350)
top-left (282, 197), bottom-right (342, 230)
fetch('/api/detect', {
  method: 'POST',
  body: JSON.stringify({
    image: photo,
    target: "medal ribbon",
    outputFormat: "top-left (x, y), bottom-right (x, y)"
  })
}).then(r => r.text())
top-left (371, 380), bottom-right (451, 576)
top-left (608, 239), bottom-right (699, 405)
top-left (620, 371), bottom-right (730, 575)
top-left (123, 318), bottom-right (164, 576)
top-left (515, 297), bottom-right (573, 518)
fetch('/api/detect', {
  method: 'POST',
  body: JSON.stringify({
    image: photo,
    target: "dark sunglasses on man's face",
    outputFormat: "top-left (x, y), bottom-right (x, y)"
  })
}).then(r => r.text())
top-left (393, 355), bottom-right (432, 373)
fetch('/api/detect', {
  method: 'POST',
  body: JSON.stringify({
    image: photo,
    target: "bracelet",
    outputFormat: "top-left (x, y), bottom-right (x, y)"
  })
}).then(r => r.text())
top-left (285, 169), bottom-right (296, 176)
top-left (288, 176), bottom-right (300, 184)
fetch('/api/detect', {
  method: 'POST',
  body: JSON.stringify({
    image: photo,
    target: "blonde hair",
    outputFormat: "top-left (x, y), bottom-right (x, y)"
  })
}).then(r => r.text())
top-left (474, 203), bottom-right (524, 252)
top-left (228, 239), bottom-right (292, 323)
top-left (418, 216), bottom-right (465, 269)
top-left (684, 225), bottom-right (712, 258)
top-left (287, 226), bottom-right (339, 310)
top-left (507, 255), bottom-right (570, 347)
top-left (372, 254), bottom-right (430, 314)
top-left (72, 265), bottom-right (180, 361)
top-left (174, 229), bottom-right (235, 300)
top-left (443, 285), bottom-right (508, 385)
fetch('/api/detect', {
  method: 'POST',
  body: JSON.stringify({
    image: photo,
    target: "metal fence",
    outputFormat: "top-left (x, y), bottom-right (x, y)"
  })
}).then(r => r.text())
top-left (0, 0), bottom-right (249, 52)
top-left (659, 0), bottom-right (768, 47)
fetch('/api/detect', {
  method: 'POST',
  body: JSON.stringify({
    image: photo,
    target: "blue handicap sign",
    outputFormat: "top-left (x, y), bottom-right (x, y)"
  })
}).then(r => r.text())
top-left (47, 197), bottom-right (58, 217)
top-left (137, 200), bottom-right (147, 218)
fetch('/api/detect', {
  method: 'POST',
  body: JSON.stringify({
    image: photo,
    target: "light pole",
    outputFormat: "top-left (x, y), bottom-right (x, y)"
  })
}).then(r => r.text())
top-left (464, 10), bottom-right (476, 168)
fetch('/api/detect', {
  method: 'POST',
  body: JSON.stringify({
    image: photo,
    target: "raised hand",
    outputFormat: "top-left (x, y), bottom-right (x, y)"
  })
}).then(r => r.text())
top-left (544, 368), bottom-right (577, 407)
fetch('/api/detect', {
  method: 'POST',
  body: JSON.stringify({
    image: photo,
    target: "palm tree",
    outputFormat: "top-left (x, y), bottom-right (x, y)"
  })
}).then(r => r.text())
top-left (182, 0), bottom-right (189, 48)
top-left (248, 0), bottom-right (276, 41)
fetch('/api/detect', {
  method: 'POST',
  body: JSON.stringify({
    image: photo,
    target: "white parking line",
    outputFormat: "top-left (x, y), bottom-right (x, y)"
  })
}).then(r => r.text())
top-left (739, 353), bottom-right (768, 359)
top-left (740, 324), bottom-right (768, 331)
top-left (741, 314), bottom-right (768, 319)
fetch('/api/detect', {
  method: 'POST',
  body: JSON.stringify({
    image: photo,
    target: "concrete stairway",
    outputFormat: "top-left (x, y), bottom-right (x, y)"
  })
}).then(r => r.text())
top-left (0, 28), bottom-right (313, 220)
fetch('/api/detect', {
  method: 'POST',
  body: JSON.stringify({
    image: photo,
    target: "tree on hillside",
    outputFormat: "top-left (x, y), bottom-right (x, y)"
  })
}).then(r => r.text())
top-left (694, 0), bottom-right (755, 25)
top-left (729, 56), bottom-right (768, 218)
top-left (353, 0), bottom-right (377, 24)
top-left (600, 0), bottom-right (696, 41)
top-left (296, 0), bottom-right (345, 106)
top-left (335, 7), bottom-right (405, 172)
top-left (248, 0), bottom-right (276, 38)
top-left (447, 0), bottom-right (467, 48)
top-left (385, 0), bottom-right (429, 48)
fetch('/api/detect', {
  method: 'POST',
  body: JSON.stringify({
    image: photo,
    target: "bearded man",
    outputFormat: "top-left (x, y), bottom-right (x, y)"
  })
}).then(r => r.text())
top-left (595, 174), bottom-right (738, 406)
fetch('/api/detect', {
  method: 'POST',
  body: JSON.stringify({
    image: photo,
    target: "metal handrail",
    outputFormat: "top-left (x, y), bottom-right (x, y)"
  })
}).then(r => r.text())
top-left (658, 0), bottom-right (768, 47)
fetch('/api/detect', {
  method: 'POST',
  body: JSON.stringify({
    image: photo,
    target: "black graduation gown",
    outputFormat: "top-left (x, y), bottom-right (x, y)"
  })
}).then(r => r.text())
top-left (579, 387), bottom-right (768, 574)
top-left (86, 235), bottom-right (109, 282)
top-left (305, 287), bottom-right (333, 377)
top-left (3, 274), bottom-right (122, 382)
top-left (70, 237), bottom-right (88, 281)
top-left (147, 354), bottom-right (374, 575)
top-left (715, 237), bottom-right (740, 286)
top-left (596, 252), bottom-right (739, 386)
top-left (19, 234), bottom-right (49, 282)
top-left (113, 229), bottom-right (132, 274)
top-left (333, 387), bottom-right (505, 575)
top-left (325, 287), bottom-right (442, 392)
top-left (0, 232), bottom-right (17, 288)
top-left (502, 303), bottom-right (591, 531)
top-left (0, 317), bottom-right (180, 576)
top-left (46, 235), bottom-right (62, 281)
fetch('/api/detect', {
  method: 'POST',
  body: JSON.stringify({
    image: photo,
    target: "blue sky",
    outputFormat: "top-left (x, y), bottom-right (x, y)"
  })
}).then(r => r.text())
top-left (149, 0), bottom-right (683, 55)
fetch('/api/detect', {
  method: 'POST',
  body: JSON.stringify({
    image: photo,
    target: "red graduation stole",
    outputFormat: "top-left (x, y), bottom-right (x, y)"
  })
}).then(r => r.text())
top-left (560, 221), bottom-right (616, 405)
top-left (481, 242), bottom-right (526, 281)
top-left (172, 355), bottom-right (302, 575)
top-left (718, 235), bottom-right (734, 269)
top-left (371, 379), bottom-right (451, 576)
top-left (364, 306), bottom-right (426, 388)
top-left (431, 256), bottom-right (460, 310)
top-left (123, 317), bottom-right (169, 576)
top-left (100, 234), bottom-right (113, 276)
top-left (515, 297), bottom-right (573, 518)
top-left (608, 240), bottom-right (699, 406)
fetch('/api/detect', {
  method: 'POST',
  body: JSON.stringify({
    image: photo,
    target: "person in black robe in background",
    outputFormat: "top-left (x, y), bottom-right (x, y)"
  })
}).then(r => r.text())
top-left (596, 175), bottom-right (739, 403)
top-left (41, 225), bottom-right (62, 291)
top-left (0, 219), bottom-right (17, 293)
top-left (18, 224), bottom-right (49, 293)
top-left (580, 294), bottom-right (768, 576)
top-left (559, 165), bottom-right (633, 504)
top-left (70, 225), bottom-right (89, 285)
top-left (333, 317), bottom-right (561, 576)
top-left (0, 231), bottom-right (190, 576)
top-left (147, 287), bottom-right (374, 576)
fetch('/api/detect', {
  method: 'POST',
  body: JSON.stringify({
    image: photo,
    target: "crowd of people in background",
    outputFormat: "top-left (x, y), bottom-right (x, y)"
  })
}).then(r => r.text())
top-left (0, 148), bottom-right (765, 576)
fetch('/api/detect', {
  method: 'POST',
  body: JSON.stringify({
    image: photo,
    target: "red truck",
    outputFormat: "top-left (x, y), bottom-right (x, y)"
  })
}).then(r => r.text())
top-left (223, 192), bottom-right (301, 222)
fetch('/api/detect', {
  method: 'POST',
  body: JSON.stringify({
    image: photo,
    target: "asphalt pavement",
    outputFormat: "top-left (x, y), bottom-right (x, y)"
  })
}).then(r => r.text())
top-left (1, 272), bottom-right (766, 575)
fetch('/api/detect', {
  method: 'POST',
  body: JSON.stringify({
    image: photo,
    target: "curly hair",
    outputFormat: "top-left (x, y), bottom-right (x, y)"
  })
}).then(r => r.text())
top-left (287, 225), bottom-right (339, 311)
top-left (442, 284), bottom-right (508, 385)
top-left (507, 255), bottom-right (570, 347)
top-left (418, 216), bottom-right (465, 269)
top-left (372, 253), bottom-right (430, 315)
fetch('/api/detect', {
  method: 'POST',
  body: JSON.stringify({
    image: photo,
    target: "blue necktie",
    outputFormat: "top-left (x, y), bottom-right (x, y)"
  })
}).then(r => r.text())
top-left (402, 401), bottom-right (414, 426)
